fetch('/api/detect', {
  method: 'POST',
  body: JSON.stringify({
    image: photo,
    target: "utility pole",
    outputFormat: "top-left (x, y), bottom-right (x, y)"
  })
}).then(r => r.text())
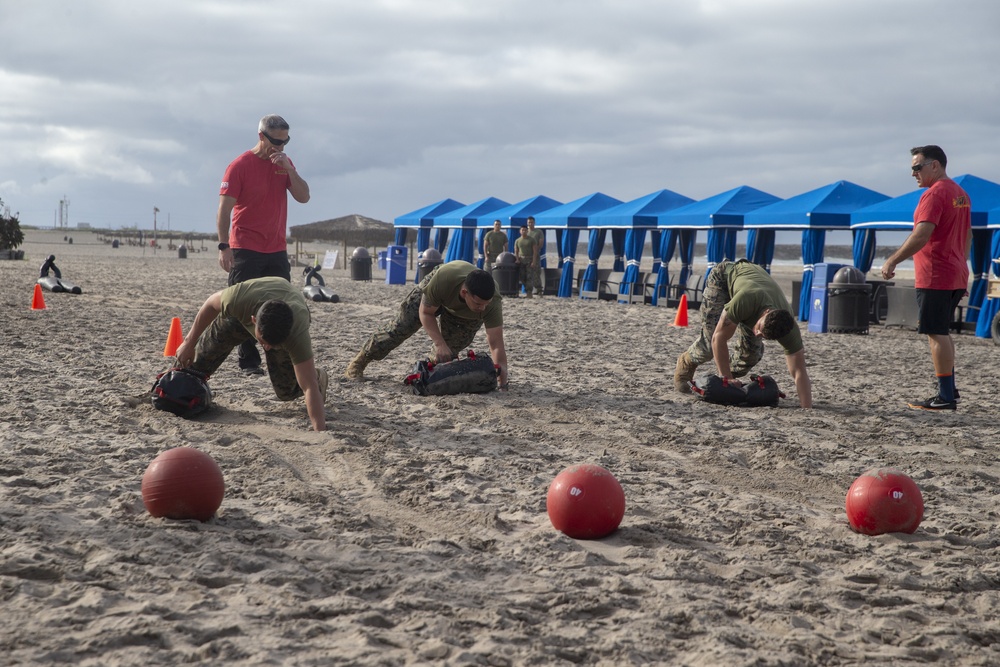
top-left (58, 196), bottom-right (70, 229)
top-left (153, 206), bottom-right (160, 253)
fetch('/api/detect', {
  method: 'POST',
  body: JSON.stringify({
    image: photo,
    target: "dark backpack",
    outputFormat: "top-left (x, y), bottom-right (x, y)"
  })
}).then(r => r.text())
top-left (744, 374), bottom-right (784, 407)
top-left (151, 368), bottom-right (213, 418)
top-left (404, 350), bottom-right (499, 396)
top-left (690, 374), bottom-right (747, 406)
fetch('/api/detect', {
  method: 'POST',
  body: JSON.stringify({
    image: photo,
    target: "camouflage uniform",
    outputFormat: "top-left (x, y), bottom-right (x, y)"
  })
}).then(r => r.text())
top-left (360, 268), bottom-right (485, 363)
top-left (526, 227), bottom-right (545, 295)
top-left (192, 316), bottom-right (304, 401)
top-left (684, 260), bottom-right (764, 378)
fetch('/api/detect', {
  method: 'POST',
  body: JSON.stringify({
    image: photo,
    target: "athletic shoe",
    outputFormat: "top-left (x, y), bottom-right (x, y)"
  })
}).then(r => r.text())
top-left (240, 366), bottom-right (265, 376)
top-left (907, 395), bottom-right (957, 411)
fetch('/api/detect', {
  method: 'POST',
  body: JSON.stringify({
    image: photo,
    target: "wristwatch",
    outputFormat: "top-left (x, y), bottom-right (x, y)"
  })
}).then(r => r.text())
top-left (218, 242), bottom-right (230, 251)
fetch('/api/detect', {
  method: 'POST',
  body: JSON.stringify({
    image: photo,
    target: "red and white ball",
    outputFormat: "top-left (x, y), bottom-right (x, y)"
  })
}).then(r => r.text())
top-left (546, 464), bottom-right (626, 539)
top-left (845, 468), bottom-right (923, 536)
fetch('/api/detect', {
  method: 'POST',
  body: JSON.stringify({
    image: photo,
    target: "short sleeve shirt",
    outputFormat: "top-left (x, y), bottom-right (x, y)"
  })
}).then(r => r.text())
top-left (219, 277), bottom-right (313, 364)
top-left (220, 151), bottom-right (292, 254)
top-left (913, 179), bottom-right (971, 290)
top-left (423, 261), bottom-right (503, 329)
top-left (723, 261), bottom-right (803, 355)
top-left (484, 231), bottom-right (508, 259)
top-left (514, 236), bottom-right (537, 262)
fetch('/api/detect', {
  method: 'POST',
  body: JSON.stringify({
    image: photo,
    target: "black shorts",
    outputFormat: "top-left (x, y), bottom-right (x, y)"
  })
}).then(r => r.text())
top-left (915, 288), bottom-right (964, 336)
top-left (228, 249), bottom-right (291, 286)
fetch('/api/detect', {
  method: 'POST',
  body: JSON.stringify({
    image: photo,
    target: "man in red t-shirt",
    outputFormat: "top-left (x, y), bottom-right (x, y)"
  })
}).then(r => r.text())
top-left (881, 145), bottom-right (971, 411)
top-left (217, 114), bottom-right (310, 375)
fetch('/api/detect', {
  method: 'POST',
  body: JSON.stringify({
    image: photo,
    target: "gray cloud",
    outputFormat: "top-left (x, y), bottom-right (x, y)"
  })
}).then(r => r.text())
top-left (1, 0), bottom-right (998, 233)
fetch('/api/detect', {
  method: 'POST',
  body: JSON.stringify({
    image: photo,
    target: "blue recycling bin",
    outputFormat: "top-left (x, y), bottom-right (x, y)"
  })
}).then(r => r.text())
top-left (385, 245), bottom-right (408, 285)
top-left (377, 250), bottom-right (387, 271)
top-left (807, 262), bottom-right (846, 333)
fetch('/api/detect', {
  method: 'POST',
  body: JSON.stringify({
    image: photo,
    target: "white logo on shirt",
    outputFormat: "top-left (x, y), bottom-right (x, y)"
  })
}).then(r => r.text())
top-left (221, 181), bottom-right (229, 188)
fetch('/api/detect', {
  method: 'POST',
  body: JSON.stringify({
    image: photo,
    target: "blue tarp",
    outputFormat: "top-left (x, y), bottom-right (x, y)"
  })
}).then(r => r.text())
top-left (743, 180), bottom-right (889, 311)
top-left (534, 193), bottom-right (623, 298)
top-left (659, 185), bottom-right (781, 275)
top-left (745, 181), bottom-right (890, 230)
top-left (433, 197), bottom-right (511, 264)
top-left (589, 189), bottom-right (694, 300)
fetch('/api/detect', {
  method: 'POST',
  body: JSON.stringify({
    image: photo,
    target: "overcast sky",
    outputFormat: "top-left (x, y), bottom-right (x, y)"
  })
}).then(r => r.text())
top-left (2, 0), bottom-right (998, 239)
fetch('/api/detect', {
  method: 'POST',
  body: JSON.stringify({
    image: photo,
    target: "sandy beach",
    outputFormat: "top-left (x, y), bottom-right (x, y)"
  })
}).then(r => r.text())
top-left (3, 229), bottom-right (1000, 666)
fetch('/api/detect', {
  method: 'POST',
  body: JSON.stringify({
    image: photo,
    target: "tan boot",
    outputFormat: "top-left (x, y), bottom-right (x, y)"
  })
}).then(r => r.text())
top-left (674, 352), bottom-right (697, 394)
top-left (345, 352), bottom-right (369, 380)
top-left (316, 367), bottom-right (329, 403)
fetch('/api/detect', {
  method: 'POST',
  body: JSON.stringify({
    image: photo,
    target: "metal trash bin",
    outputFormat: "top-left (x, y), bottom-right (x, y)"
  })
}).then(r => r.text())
top-left (178, 244), bottom-right (187, 259)
top-left (827, 266), bottom-right (871, 334)
top-left (350, 247), bottom-right (372, 281)
top-left (492, 251), bottom-right (519, 296)
top-left (416, 248), bottom-right (443, 282)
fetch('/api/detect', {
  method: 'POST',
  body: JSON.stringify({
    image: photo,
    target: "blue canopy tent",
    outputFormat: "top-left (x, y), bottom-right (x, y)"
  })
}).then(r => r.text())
top-left (534, 192), bottom-right (623, 298)
top-left (745, 181), bottom-right (889, 321)
top-left (394, 198), bottom-right (465, 281)
top-left (589, 189), bottom-right (694, 304)
top-left (483, 195), bottom-right (563, 267)
top-left (433, 197), bottom-right (510, 265)
top-left (659, 186), bottom-right (781, 293)
top-left (852, 174), bottom-right (1000, 331)
top-left (976, 210), bottom-right (1000, 338)
top-left (394, 198), bottom-right (465, 248)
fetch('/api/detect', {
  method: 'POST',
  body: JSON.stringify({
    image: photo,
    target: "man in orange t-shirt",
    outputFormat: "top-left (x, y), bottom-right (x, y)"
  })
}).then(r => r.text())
top-left (216, 114), bottom-right (310, 375)
top-left (881, 145), bottom-right (971, 411)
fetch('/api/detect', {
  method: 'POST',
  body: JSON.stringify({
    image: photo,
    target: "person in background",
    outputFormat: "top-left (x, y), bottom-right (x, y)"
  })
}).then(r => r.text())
top-left (514, 225), bottom-right (538, 299)
top-left (674, 259), bottom-right (812, 408)
top-left (525, 216), bottom-right (545, 296)
top-left (881, 145), bottom-right (971, 411)
top-left (217, 114), bottom-right (310, 376)
top-left (482, 219), bottom-right (508, 274)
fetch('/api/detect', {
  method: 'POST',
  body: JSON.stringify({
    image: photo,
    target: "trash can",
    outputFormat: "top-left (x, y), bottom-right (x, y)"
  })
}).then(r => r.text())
top-left (826, 266), bottom-right (871, 334)
top-left (385, 245), bottom-right (408, 285)
top-left (178, 244), bottom-right (187, 259)
top-left (807, 262), bottom-right (846, 333)
top-left (417, 248), bottom-right (443, 282)
top-left (492, 251), bottom-right (519, 296)
top-left (377, 250), bottom-right (387, 271)
top-left (350, 247), bottom-right (372, 281)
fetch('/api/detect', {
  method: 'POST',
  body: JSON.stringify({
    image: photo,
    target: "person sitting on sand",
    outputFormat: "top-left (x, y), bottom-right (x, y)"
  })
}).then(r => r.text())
top-left (673, 259), bottom-right (812, 408)
top-left (173, 276), bottom-right (329, 431)
top-left (345, 260), bottom-right (509, 389)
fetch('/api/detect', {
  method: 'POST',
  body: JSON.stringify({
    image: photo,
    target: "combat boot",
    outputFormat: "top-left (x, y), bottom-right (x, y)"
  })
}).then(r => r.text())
top-left (674, 352), bottom-right (697, 394)
top-left (345, 351), bottom-right (369, 380)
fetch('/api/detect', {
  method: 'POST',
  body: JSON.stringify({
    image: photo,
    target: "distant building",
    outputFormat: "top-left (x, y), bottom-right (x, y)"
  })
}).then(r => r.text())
top-left (77, 222), bottom-right (91, 229)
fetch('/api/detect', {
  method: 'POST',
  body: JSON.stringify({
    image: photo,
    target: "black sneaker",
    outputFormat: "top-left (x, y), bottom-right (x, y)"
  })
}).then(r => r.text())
top-left (907, 395), bottom-right (957, 411)
top-left (240, 366), bottom-right (265, 376)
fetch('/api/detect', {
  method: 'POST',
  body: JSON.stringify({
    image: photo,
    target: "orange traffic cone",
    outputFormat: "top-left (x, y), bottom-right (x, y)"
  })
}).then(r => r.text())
top-left (163, 317), bottom-right (183, 357)
top-left (31, 284), bottom-right (46, 310)
top-left (673, 294), bottom-right (689, 327)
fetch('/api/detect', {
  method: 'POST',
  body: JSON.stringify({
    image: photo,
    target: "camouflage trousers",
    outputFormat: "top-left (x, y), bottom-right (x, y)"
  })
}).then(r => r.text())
top-left (359, 271), bottom-right (483, 363)
top-left (191, 316), bottom-right (304, 401)
top-left (685, 260), bottom-right (764, 378)
top-left (520, 263), bottom-right (542, 295)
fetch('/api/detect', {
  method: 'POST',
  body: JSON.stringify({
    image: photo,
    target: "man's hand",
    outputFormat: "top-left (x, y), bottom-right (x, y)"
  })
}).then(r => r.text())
top-left (880, 260), bottom-right (896, 280)
top-left (432, 343), bottom-right (454, 363)
top-left (270, 152), bottom-right (294, 170)
top-left (219, 247), bottom-right (234, 272)
top-left (174, 339), bottom-right (195, 368)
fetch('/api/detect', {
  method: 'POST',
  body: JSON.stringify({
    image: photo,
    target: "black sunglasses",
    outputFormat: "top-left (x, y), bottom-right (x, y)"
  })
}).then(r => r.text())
top-left (911, 160), bottom-right (935, 173)
top-left (261, 130), bottom-right (290, 146)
